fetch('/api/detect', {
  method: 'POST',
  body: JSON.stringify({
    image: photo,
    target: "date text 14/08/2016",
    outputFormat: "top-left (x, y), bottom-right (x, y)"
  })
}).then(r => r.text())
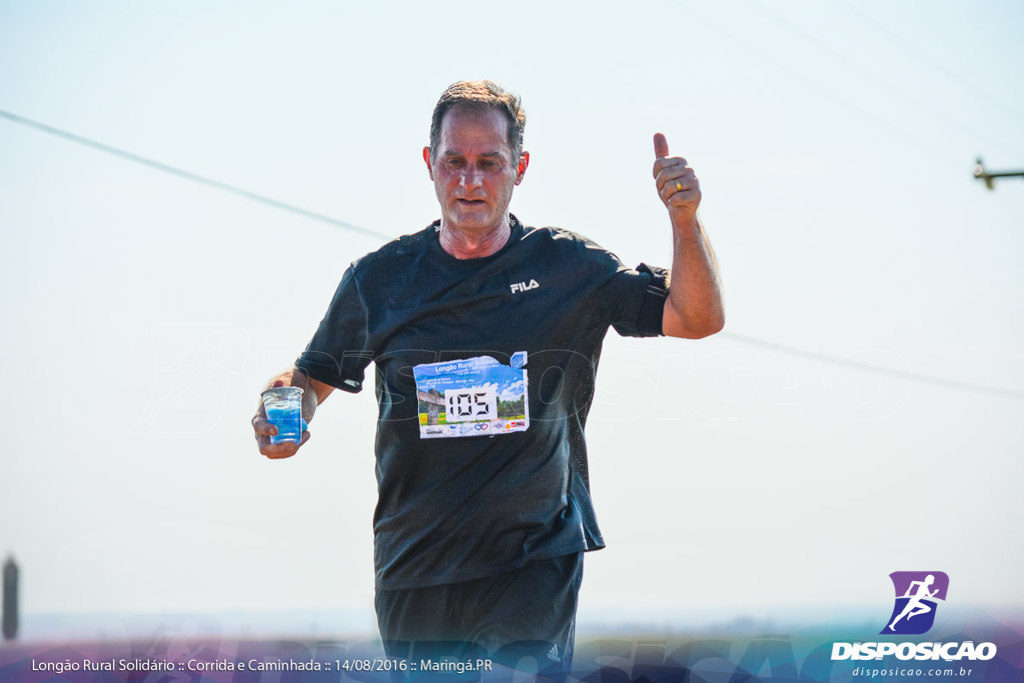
top-left (340, 658), bottom-right (494, 674)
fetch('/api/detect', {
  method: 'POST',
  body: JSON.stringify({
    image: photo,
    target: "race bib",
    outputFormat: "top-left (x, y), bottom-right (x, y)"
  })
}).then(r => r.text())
top-left (413, 352), bottom-right (529, 439)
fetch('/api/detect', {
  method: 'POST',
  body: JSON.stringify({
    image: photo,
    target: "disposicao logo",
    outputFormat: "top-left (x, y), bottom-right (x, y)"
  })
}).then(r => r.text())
top-left (881, 571), bottom-right (948, 635)
top-left (831, 571), bottom-right (997, 663)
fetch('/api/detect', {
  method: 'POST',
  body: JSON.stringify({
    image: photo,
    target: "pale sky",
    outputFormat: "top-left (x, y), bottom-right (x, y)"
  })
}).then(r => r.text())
top-left (1, 0), bottom-right (1022, 639)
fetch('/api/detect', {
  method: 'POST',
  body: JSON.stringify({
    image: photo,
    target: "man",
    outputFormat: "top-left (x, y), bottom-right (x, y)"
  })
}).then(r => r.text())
top-left (252, 80), bottom-right (723, 675)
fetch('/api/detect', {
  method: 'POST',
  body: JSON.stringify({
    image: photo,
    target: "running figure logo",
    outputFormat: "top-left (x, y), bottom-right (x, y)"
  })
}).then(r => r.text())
top-left (881, 571), bottom-right (949, 635)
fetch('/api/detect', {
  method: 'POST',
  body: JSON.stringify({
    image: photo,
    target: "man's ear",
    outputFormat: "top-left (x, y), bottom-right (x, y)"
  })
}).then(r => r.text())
top-left (515, 151), bottom-right (530, 185)
top-left (423, 147), bottom-right (434, 180)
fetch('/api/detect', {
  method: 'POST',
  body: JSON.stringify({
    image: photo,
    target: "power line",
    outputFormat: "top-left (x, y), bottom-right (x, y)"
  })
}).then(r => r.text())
top-left (655, 2), bottom-right (1024, 400)
top-left (744, 0), bottom-right (1024, 158)
top-left (660, 0), bottom-right (961, 169)
top-left (721, 332), bottom-right (1024, 401)
top-left (833, 0), bottom-right (1024, 124)
top-left (0, 109), bottom-right (392, 241)
top-left (3, 107), bottom-right (1022, 402)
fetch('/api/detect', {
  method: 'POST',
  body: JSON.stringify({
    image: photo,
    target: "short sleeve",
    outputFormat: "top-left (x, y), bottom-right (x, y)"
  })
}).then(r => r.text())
top-left (295, 264), bottom-right (373, 393)
top-left (604, 263), bottom-right (670, 338)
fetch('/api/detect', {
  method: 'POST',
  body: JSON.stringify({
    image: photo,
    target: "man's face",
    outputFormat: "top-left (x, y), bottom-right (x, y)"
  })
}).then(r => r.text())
top-left (423, 106), bottom-right (528, 234)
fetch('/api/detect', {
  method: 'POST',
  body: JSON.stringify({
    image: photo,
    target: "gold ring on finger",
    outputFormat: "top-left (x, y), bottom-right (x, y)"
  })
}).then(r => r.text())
top-left (675, 180), bottom-right (683, 192)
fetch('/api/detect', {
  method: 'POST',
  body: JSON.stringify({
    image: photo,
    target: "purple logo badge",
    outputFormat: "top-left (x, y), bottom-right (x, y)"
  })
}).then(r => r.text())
top-left (881, 571), bottom-right (949, 635)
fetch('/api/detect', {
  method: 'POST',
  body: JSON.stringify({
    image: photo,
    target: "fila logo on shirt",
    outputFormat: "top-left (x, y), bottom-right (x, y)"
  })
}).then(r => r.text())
top-left (510, 279), bottom-right (540, 294)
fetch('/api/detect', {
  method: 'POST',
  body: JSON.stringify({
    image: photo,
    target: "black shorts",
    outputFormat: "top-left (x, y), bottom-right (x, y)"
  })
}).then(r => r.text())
top-left (375, 552), bottom-right (584, 676)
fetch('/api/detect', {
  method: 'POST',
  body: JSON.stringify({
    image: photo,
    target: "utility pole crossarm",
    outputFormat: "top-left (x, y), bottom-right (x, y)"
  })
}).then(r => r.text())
top-left (974, 157), bottom-right (1024, 190)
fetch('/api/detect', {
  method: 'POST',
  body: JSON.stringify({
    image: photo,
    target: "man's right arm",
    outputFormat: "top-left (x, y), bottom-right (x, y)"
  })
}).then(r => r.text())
top-left (252, 368), bottom-right (334, 459)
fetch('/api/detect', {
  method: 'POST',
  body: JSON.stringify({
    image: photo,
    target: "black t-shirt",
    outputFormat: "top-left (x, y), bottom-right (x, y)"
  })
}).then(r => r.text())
top-left (296, 215), bottom-right (669, 590)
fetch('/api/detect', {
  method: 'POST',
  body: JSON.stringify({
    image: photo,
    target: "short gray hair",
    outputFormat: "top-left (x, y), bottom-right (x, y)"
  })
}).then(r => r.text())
top-left (428, 80), bottom-right (526, 161)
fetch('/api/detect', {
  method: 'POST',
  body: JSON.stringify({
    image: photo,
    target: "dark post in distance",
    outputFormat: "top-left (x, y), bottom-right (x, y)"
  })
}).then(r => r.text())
top-left (2, 556), bottom-right (17, 641)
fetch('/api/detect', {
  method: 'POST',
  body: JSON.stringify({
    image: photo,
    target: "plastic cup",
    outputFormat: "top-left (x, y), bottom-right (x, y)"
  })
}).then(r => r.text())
top-left (261, 386), bottom-right (307, 445)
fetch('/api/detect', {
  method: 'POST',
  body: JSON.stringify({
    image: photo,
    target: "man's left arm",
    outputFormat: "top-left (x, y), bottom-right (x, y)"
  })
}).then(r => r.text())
top-left (652, 132), bottom-right (725, 339)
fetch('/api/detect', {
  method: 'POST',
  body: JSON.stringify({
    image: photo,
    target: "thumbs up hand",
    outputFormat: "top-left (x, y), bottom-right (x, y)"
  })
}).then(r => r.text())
top-left (652, 133), bottom-right (701, 224)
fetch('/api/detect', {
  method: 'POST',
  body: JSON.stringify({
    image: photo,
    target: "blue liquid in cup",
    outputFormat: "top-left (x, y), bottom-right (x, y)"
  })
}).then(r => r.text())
top-left (266, 406), bottom-right (303, 444)
top-left (262, 387), bottom-right (307, 445)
